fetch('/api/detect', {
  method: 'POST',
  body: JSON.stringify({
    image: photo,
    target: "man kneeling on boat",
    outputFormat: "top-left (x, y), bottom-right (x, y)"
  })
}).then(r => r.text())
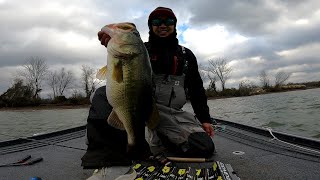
top-left (81, 7), bottom-right (215, 180)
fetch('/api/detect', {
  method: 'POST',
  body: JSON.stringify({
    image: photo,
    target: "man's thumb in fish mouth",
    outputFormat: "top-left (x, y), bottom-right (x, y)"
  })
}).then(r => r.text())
top-left (98, 30), bottom-right (111, 47)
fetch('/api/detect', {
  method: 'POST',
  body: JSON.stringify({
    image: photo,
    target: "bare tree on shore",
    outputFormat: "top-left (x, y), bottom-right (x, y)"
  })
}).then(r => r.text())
top-left (198, 63), bottom-right (218, 92)
top-left (208, 58), bottom-right (232, 91)
top-left (47, 71), bottom-right (58, 98)
top-left (47, 68), bottom-right (74, 97)
top-left (81, 65), bottom-right (101, 98)
top-left (259, 70), bottom-right (270, 88)
top-left (19, 56), bottom-right (48, 99)
top-left (275, 71), bottom-right (291, 87)
top-left (208, 77), bottom-right (218, 92)
top-left (206, 69), bottom-right (218, 92)
top-left (239, 80), bottom-right (256, 89)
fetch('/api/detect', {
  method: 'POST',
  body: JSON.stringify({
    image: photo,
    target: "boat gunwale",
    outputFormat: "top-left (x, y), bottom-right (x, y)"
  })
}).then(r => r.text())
top-left (213, 118), bottom-right (320, 150)
top-left (1, 118), bottom-right (319, 151)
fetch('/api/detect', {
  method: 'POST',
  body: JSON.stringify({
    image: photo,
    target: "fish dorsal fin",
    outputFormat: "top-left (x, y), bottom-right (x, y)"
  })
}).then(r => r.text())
top-left (107, 110), bottom-right (125, 130)
top-left (96, 65), bottom-right (108, 80)
top-left (146, 100), bottom-right (160, 129)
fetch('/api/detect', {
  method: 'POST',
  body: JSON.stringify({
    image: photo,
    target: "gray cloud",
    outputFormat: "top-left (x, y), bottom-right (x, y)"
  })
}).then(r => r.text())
top-left (0, 0), bottom-right (319, 95)
top-left (187, 1), bottom-right (281, 35)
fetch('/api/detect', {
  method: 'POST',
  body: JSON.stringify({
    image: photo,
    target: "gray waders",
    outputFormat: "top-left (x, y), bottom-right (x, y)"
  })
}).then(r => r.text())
top-left (147, 74), bottom-right (214, 158)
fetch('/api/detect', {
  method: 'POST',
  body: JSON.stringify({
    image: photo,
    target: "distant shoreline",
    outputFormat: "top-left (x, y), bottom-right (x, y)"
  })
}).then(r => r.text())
top-left (207, 87), bottom-right (320, 100)
top-left (1, 87), bottom-right (319, 111)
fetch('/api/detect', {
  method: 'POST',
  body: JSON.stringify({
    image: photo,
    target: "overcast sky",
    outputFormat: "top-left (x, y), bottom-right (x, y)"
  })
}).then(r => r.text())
top-left (1, 0), bottom-right (320, 97)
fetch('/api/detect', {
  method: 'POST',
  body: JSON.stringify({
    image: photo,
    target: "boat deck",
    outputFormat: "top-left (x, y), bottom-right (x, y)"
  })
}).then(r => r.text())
top-left (0, 120), bottom-right (319, 180)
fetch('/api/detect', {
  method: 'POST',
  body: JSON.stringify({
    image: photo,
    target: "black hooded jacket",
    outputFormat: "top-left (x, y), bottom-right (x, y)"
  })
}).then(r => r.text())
top-left (146, 30), bottom-right (211, 124)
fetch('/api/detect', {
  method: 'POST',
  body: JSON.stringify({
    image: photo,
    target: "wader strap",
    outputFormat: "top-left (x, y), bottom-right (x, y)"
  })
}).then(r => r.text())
top-left (168, 87), bottom-right (175, 107)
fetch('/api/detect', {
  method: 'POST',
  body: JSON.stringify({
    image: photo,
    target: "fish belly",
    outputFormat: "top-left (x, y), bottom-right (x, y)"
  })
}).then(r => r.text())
top-left (106, 54), bottom-right (152, 145)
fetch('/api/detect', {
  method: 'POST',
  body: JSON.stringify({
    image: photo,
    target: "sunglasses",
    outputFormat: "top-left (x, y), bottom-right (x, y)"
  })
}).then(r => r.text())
top-left (151, 18), bottom-right (175, 26)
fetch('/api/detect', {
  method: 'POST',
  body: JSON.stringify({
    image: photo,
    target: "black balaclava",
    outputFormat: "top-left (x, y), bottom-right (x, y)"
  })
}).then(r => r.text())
top-left (147, 7), bottom-right (179, 75)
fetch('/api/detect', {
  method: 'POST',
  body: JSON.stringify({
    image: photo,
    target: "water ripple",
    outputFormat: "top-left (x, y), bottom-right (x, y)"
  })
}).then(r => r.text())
top-left (262, 121), bottom-right (286, 128)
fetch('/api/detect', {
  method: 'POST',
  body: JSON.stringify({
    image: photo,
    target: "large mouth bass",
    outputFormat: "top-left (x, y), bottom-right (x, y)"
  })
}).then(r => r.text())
top-left (97, 22), bottom-right (158, 158)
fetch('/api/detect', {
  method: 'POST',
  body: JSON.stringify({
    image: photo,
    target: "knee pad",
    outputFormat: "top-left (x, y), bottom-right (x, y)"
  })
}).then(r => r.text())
top-left (186, 132), bottom-right (215, 158)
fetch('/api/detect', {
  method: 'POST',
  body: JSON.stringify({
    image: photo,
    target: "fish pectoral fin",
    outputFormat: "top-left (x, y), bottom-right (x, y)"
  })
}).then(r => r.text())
top-left (96, 65), bottom-right (108, 80)
top-left (107, 110), bottom-right (125, 130)
top-left (146, 100), bottom-right (160, 129)
top-left (112, 61), bottom-right (123, 83)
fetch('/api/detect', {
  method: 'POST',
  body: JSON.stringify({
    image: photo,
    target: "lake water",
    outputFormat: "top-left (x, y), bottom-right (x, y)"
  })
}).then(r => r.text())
top-left (184, 88), bottom-right (320, 139)
top-left (0, 108), bottom-right (89, 142)
top-left (0, 88), bottom-right (319, 142)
